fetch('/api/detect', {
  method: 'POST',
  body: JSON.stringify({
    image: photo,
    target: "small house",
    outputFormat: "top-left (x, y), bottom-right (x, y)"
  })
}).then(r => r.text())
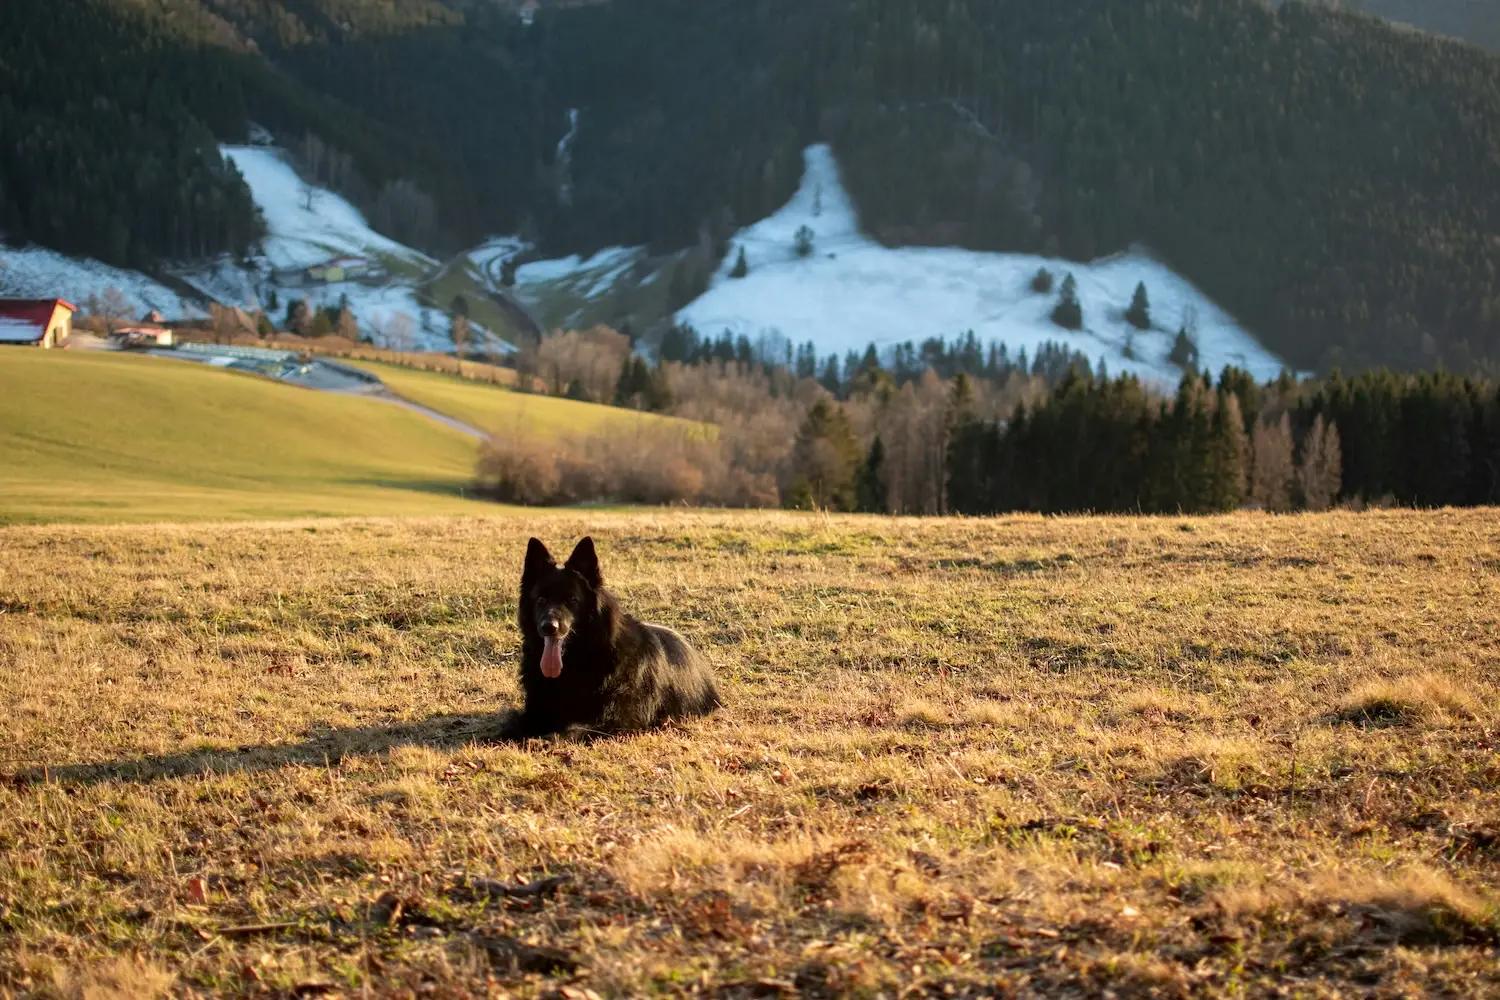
top-left (307, 256), bottom-right (373, 283)
top-left (0, 298), bottom-right (77, 348)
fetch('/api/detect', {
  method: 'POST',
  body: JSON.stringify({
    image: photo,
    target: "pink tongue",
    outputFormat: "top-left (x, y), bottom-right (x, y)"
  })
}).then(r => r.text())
top-left (541, 636), bottom-right (564, 679)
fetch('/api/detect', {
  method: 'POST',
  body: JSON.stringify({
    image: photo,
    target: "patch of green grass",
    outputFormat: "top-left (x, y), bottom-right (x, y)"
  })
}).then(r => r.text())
top-left (515, 247), bottom-right (687, 335)
top-left (421, 258), bottom-right (531, 347)
top-left (348, 359), bottom-right (706, 439)
top-left (0, 351), bottom-right (501, 524)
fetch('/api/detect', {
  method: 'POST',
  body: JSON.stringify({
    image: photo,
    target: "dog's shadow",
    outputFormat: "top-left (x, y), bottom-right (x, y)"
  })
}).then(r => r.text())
top-left (13, 712), bottom-right (525, 788)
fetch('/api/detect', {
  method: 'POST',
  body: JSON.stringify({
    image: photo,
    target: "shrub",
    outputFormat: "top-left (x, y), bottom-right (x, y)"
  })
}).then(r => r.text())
top-left (794, 225), bottom-right (815, 258)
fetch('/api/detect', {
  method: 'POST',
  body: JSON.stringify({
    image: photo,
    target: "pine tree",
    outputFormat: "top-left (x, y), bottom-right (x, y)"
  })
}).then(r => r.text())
top-left (309, 308), bottom-right (334, 338)
top-left (1031, 268), bottom-right (1054, 294)
top-left (820, 356), bottom-right (842, 397)
top-left (794, 225), bottom-right (815, 258)
top-left (1051, 274), bottom-right (1083, 330)
top-left (1169, 329), bottom-right (1200, 370)
top-left (788, 400), bottom-right (861, 511)
top-left (729, 246), bottom-right (749, 278)
top-left (1207, 392), bottom-right (1249, 511)
top-left (1126, 282), bottom-right (1151, 330)
top-left (856, 435), bottom-right (887, 513)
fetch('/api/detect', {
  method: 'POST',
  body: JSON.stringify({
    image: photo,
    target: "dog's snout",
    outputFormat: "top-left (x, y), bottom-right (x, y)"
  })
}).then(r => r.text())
top-left (539, 618), bottom-right (561, 638)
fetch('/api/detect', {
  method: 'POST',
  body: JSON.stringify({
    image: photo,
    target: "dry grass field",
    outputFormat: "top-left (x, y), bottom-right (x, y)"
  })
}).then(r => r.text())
top-left (1, 510), bottom-right (1497, 998)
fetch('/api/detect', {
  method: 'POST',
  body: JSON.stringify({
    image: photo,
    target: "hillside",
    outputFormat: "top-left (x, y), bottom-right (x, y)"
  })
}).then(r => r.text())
top-left (6, 0), bottom-right (1500, 372)
top-left (345, 360), bottom-right (705, 437)
top-left (0, 351), bottom-right (495, 523)
top-left (3, 511), bottom-right (1497, 995)
top-left (678, 145), bottom-right (1290, 385)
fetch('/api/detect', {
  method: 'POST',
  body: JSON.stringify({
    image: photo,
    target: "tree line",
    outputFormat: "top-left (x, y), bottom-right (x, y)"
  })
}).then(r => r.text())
top-left (947, 369), bottom-right (1500, 515)
top-left (480, 321), bottom-right (1500, 515)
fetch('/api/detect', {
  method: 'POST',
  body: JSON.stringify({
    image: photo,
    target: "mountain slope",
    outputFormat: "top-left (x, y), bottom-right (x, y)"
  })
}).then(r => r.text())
top-left (8, 0), bottom-right (1500, 373)
top-left (680, 146), bottom-right (1288, 385)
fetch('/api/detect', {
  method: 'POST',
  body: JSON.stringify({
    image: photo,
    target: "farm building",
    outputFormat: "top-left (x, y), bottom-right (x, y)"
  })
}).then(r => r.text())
top-left (307, 256), bottom-right (375, 283)
top-left (0, 299), bottom-right (77, 348)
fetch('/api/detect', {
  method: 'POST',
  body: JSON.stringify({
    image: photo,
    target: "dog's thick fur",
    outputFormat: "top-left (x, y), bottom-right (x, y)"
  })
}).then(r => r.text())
top-left (500, 537), bottom-right (720, 741)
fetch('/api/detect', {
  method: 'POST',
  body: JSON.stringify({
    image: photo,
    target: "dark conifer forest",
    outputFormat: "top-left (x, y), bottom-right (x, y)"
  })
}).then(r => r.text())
top-left (6, 0), bottom-right (1500, 373)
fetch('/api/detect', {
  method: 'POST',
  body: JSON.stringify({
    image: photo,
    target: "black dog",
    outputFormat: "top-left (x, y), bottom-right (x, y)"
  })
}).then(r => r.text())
top-left (501, 537), bottom-right (720, 741)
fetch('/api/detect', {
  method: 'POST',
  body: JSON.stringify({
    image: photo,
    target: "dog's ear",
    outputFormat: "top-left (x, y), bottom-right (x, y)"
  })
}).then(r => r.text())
top-left (523, 538), bottom-right (554, 582)
top-left (564, 536), bottom-right (603, 589)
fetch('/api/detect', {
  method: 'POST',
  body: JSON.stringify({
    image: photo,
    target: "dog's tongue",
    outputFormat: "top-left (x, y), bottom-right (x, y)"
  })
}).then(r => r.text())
top-left (541, 636), bottom-right (564, 679)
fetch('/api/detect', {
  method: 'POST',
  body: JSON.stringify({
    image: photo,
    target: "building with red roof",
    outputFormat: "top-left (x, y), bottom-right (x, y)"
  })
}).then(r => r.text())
top-left (0, 299), bottom-right (77, 349)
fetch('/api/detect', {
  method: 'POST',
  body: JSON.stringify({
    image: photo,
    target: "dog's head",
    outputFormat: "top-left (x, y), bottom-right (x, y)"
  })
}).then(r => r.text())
top-left (520, 537), bottom-right (603, 679)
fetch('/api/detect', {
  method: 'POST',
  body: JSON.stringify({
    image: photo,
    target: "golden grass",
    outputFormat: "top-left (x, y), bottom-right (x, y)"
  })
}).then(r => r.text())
top-left (0, 351), bottom-right (499, 524)
top-left (2, 509), bottom-right (1499, 997)
top-left (345, 360), bottom-right (704, 440)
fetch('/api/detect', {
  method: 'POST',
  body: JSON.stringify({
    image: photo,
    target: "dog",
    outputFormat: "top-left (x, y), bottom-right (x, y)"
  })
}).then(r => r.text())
top-left (500, 536), bottom-right (720, 741)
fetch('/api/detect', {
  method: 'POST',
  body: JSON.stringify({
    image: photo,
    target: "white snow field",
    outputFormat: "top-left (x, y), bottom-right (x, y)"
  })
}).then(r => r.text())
top-left (219, 147), bottom-right (435, 273)
top-left (214, 146), bottom-right (466, 350)
top-left (0, 243), bottom-right (203, 320)
top-left (677, 145), bottom-right (1291, 384)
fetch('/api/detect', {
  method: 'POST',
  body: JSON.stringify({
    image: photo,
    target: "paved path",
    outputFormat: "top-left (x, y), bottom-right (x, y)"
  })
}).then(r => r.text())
top-left (138, 344), bottom-right (491, 441)
top-left (331, 384), bottom-right (487, 440)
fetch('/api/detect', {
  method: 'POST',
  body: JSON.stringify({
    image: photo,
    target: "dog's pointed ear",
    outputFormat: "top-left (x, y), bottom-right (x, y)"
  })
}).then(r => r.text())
top-left (523, 538), bottom-right (554, 581)
top-left (564, 536), bottom-right (603, 589)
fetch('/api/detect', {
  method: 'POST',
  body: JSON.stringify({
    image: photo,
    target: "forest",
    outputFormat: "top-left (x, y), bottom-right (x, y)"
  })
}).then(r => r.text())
top-left (5, 0), bottom-right (1500, 373)
top-left (477, 321), bottom-right (1500, 517)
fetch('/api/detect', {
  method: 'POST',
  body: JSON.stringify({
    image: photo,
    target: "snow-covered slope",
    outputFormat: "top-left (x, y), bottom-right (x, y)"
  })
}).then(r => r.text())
top-left (0, 244), bottom-right (202, 319)
top-left (220, 147), bottom-right (436, 273)
top-left (677, 145), bottom-right (1291, 384)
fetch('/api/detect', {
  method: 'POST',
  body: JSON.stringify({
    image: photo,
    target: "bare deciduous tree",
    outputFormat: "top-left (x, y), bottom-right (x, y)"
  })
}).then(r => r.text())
top-left (1250, 413), bottom-right (1296, 512)
top-left (92, 287), bottom-right (132, 333)
top-left (371, 179), bottom-right (438, 248)
top-left (520, 326), bottom-right (632, 403)
top-left (1299, 414), bottom-right (1343, 511)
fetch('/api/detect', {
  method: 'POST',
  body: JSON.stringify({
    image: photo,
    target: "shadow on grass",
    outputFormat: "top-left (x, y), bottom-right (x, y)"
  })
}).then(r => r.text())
top-left (342, 477), bottom-right (480, 500)
top-left (13, 710), bottom-right (520, 788)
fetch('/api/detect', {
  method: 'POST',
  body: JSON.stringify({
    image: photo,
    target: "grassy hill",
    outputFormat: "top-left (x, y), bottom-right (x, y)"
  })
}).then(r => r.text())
top-left (348, 359), bottom-right (707, 439)
top-left (0, 351), bottom-right (499, 524)
top-left (1, 510), bottom-right (1496, 995)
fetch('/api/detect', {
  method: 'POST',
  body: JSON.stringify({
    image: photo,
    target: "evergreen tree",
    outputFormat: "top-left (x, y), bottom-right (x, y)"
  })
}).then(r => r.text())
top-left (1051, 274), bottom-right (1083, 330)
top-left (856, 435), bottom-right (887, 513)
top-left (819, 355), bottom-right (842, 397)
top-left (1169, 329), bottom-right (1200, 370)
top-left (1031, 268), bottom-right (1054, 294)
top-left (1126, 282), bottom-right (1151, 330)
top-left (788, 400), bottom-right (861, 511)
top-left (659, 324), bottom-right (700, 363)
top-left (794, 225), bottom-right (815, 258)
top-left (729, 246), bottom-right (749, 278)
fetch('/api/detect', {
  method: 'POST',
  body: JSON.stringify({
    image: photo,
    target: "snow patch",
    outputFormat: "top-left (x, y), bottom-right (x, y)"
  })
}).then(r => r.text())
top-left (677, 144), bottom-right (1291, 385)
top-left (221, 146), bottom-right (435, 273)
top-left (0, 243), bottom-right (204, 321)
